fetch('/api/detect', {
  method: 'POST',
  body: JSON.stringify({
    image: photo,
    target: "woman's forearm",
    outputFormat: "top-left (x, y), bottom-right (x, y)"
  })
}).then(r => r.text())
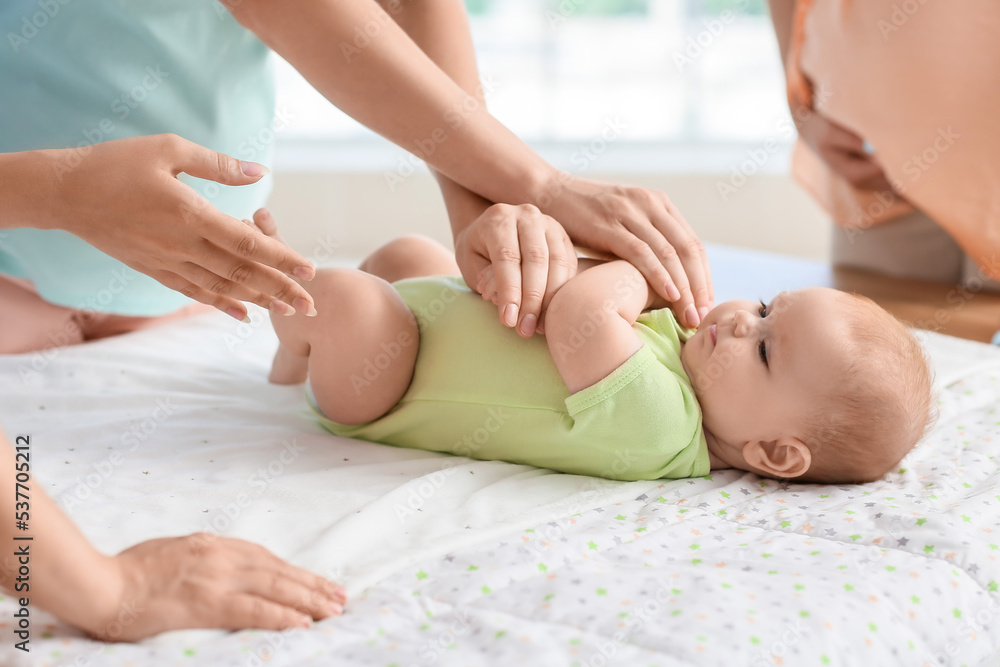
top-left (230, 0), bottom-right (554, 208)
top-left (0, 430), bottom-right (120, 637)
top-left (0, 151), bottom-right (59, 231)
top-left (375, 0), bottom-right (495, 239)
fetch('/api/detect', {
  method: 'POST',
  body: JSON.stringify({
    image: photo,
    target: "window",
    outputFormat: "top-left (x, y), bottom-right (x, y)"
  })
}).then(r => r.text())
top-left (272, 0), bottom-right (791, 168)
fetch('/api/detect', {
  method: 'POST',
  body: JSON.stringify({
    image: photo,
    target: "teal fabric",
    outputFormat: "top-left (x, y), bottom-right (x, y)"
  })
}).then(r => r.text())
top-left (0, 0), bottom-right (275, 315)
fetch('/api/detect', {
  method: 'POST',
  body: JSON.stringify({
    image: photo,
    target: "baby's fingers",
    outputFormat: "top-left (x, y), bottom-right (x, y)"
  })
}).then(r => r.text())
top-left (477, 265), bottom-right (499, 305)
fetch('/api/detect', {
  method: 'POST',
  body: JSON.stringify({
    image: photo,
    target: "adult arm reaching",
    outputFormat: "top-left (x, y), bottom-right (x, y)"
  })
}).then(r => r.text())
top-left (0, 135), bottom-right (318, 322)
top-left (227, 0), bottom-right (713, 328)
top-left (0, 427), bottom-right (345, 640)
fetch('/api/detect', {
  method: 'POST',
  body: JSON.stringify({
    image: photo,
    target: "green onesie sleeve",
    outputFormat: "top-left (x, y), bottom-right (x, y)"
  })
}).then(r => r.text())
top-left (563, 345), bottom-right (710, 480)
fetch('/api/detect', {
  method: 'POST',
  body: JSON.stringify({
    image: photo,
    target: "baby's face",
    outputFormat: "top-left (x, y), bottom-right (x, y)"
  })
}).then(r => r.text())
top-left (680, 287), bottom-right (854, 447)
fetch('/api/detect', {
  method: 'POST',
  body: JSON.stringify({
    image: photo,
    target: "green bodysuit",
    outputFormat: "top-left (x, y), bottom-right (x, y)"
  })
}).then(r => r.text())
top-left (307, 276), bottom-right (710, 481)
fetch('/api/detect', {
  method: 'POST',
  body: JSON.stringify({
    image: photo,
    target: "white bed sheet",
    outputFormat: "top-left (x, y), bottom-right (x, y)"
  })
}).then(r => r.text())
top-left (0, 308), bottom-right (997, 667)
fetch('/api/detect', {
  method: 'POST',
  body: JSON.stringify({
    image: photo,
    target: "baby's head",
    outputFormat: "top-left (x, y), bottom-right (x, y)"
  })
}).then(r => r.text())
top-left (681, 287), bottom-right (934, 484)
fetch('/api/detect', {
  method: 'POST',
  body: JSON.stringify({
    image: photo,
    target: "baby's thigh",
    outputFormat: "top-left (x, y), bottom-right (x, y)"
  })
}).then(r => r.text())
top-left (306, 269), bottom-right (419, 425)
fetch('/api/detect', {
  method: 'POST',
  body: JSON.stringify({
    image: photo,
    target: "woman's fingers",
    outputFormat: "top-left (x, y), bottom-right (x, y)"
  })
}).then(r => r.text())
top-left (215, 593), bottom-right (313, 631)
top-left (654, 198), bottom-right (714, 322)
top-left (482, 214), bottom-right (523, 328)
top-left (623, 219), bottom-right (700, 326)
top-left (456, 203), bottom-right (580, 337)
top-left (536, 227), bottom-right (577, 333)
top-left (513, 213), bottom-right (550, 337)
top-left (170, 133), bottom-right (271, 187)
top-left (150, 269), bottom-right (251, 322)
top-left (230, 538), bottom-right (347, 607)
top-left (235, 571), bottom-right (342, 620)
top-left (174, 262), bottom-right (297, 316)
top-left (196, 211), bottom-right (317, 316)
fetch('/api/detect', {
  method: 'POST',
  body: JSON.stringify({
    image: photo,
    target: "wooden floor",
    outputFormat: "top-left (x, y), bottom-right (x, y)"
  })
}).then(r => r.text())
top-left (706, 244), bottom-right (1000, 344)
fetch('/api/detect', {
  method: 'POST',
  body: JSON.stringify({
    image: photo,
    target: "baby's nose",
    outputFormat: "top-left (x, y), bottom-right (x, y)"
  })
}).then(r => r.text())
top-left (732, 309), bottom-right (755, 337)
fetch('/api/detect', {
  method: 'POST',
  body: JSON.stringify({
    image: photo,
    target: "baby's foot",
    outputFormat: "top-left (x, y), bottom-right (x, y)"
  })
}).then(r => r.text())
top-left (243, 207), bottom-right (286, 245)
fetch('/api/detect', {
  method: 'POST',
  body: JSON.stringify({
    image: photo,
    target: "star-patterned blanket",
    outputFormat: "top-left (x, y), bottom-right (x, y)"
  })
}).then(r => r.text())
top-left (0, 310), bottom-right (998, 667)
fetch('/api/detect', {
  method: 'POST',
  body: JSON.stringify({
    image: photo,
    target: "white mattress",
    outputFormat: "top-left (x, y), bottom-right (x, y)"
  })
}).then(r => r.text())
top-left (1, 307), bottom-right (998, 667)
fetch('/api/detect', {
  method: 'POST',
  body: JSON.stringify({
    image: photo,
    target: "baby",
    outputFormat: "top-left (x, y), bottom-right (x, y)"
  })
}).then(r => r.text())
top-left (269, 235), bottom-right (934, 484)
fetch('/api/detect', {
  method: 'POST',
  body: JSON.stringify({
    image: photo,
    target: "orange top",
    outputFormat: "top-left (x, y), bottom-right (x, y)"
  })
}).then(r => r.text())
top-left (786, 0), bottom-right (1000, 278)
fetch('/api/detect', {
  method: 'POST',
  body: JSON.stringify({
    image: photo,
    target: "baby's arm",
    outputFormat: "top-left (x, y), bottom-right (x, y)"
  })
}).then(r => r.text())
top-left (545, 260), bottom-right (667, 393)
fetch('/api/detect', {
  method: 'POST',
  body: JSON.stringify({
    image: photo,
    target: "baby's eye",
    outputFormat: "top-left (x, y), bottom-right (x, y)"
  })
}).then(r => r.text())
top-left (757, 300), bottom-right (769, 366)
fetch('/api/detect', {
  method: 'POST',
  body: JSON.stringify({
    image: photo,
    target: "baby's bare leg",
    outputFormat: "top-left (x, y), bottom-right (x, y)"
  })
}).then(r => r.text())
top-left (269, 268), bottom-right (418, 424)
top-left (359, 235), bottom-right (460, 282)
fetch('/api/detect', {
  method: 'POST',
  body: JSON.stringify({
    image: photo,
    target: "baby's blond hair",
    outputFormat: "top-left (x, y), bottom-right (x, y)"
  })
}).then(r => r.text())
top-left (794, 293), bottom-right (935, 484)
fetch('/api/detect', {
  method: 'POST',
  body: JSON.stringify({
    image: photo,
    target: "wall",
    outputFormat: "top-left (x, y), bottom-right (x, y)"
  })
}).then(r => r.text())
top-left (266, 170), bottom-right (831, 265)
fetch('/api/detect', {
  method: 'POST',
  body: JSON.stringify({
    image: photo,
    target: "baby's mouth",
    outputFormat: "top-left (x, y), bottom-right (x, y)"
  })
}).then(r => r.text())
top-left (709, 324), bottom-right (717, 346)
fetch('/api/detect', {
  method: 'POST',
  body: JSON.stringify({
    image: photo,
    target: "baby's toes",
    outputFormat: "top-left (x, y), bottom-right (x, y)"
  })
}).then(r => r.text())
top-left (252, 207), bottom-right (285, 243)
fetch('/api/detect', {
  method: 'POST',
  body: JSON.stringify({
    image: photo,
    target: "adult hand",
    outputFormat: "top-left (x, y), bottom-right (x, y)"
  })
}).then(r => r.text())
top-left (796, 110), bottom-right (893, 192)
top-left (49, 133), bottom-right (317, 321)
top-left (85, 532), bottom-right (346, 641)
top-left (454, 203), bottom-right (577, 337)
top-left (536, 176), bottom-right (713, 329)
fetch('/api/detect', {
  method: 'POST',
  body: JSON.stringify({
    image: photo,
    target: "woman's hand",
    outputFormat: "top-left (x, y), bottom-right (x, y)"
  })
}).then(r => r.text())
top-left (47, 134), bottom-right (317, 321)
top-left (534, 176), bottom-right (713, 328)
top-left (796, 110), bottom-right (893, 192)
top-left (454, 203), bottom-right (577, 337)
top-left (84, 533), bottom-right (346, 641)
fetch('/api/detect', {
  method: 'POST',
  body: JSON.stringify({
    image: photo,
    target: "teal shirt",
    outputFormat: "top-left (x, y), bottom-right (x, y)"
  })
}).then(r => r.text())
top-left (308, 277), bottom-right (711, 482)
top-left (0, 1), bottom-right (275, 315)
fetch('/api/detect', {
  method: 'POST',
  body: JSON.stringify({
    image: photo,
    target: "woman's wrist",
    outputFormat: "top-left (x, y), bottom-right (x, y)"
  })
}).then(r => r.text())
top-left (0, 150), bottom-right (62, 232)
top-left (56, 550), bottom-right (127, 639)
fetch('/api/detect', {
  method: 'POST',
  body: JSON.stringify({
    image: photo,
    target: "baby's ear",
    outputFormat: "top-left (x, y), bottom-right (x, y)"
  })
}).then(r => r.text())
top-left (742, 437), bottom-right (811, 479)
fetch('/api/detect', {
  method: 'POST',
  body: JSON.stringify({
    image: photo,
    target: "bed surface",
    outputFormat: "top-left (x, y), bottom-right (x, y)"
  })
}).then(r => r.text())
top-left (1, 291), bottom-right (999, 666)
